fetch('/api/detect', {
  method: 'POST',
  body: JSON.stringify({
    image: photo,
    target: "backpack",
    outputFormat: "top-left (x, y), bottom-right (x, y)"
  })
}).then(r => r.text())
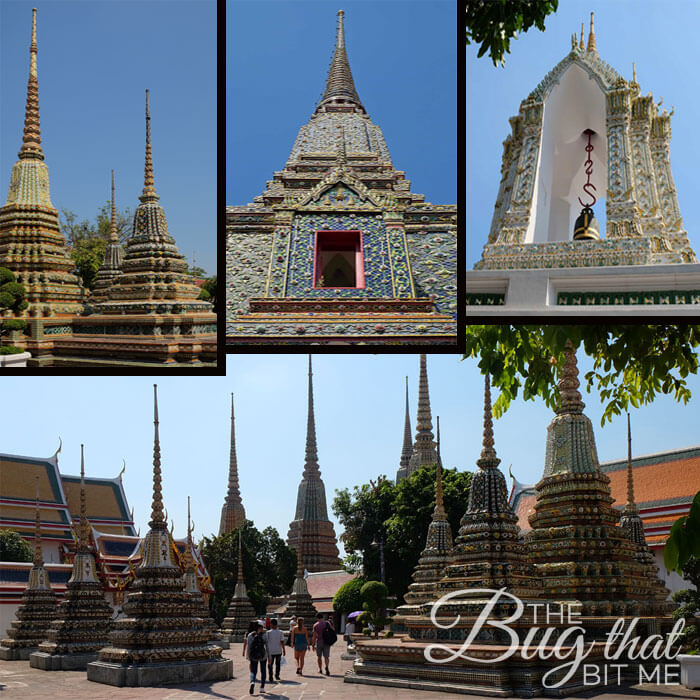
top-left (322, 621), bottom-right (337, 646)
top-left (249, 633), bottom-right (266, 661)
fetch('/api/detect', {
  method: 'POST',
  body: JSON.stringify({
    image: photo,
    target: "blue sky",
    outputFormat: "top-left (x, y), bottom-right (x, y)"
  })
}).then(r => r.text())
top-left (467, 0), bottom-right (700, 267)
top-left (0, 0), bottom-right (216, 276)
top-left (227, 0), bottom-right (457, 207)
top-left (2, 353), bottom-right (697, 555)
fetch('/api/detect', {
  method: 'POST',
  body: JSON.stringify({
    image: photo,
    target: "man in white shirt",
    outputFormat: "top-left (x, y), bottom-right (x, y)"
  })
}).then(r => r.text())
top-left (265, 618), bottom-right (286, 681)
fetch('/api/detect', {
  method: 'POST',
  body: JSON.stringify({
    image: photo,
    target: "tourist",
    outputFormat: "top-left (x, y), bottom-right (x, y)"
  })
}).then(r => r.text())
top-left (344, 618), bottom-right (355, 649)
top-left (241, 619), bottom-right (258, 658)
top-left (311, 612), bottom-right (336, 675)
top-left (244, 622), bottom-right (269, 695)
top-left (265, 618), bottom-right (285, 681)
top-left (287, 615), bottom-right (297, 645)
top-left (290, 615), bottom-right (310, 675)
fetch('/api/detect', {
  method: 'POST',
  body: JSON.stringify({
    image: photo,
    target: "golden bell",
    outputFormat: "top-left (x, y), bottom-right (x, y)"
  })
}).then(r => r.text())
top-left (573, 205), bottom-right (600, 241)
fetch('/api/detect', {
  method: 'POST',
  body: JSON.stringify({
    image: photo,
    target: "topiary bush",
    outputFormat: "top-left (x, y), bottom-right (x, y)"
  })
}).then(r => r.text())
top-left (2, 319), bottom-right (27, 332)
top-left (0, 268), bottom-right (29, 316)
top-left (333, 577), bottom-right (365, 614)
top-left (0, 345), bottom-right (24, 355)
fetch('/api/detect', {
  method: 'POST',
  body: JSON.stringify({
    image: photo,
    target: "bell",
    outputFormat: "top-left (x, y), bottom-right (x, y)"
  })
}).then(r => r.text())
top-left (573, 205), bottom-right (600, 241)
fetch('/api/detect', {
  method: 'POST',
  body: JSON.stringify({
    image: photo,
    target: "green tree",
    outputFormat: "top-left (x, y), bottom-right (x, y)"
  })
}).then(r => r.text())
top-left (664, 491), bottom-right (700, 575)
top-left (332, 577), bottom-right (365, 615)
top-left (466, 0), bottom-right (559, 66)
top-left (359, 581), bottom-right (390, 637)
top-left (465, 325), bottom-right (700, 426)
top-left (199, 522), bottom-right (296, 623)
top-left (72, 238), bottom-right (107, 291)
top-left (0, 529), bottom-right (33, 562)
top-left (0, 267), bottom-right (29, 315)
top-left (199, 275), bottom-right (217, 312)
top-left (332, 465), bottom-right (471, 601)
top-left (671, 557), bottom-right (700, 653)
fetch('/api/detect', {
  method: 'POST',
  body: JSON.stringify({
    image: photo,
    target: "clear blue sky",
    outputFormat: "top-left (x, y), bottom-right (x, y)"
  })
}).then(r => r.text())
top-left (0, 0), bottom-right (216, 276)
top-left (2, 354), bottom-right (698, 555)
top-left (467, 0), bottom-right (700, 267)
top-left (227, 0), bottom-right (457, 206)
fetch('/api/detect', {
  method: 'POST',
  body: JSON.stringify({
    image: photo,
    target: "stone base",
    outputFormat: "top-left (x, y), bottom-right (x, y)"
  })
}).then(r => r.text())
top-left (0, 645), bottom-right (36, 660)
top-left (211, 638), bottom-right (230, 650)
top-left (0, 351), bottom-right (31, 368)
top-left (29, 650), bottom-right (98, 670)
top-left (86, 657), bottom-right (233, 687)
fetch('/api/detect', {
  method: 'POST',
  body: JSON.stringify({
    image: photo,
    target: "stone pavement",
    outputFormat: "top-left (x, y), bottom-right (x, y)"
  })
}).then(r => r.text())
top-left (1, 642), bottom-right (699, 699)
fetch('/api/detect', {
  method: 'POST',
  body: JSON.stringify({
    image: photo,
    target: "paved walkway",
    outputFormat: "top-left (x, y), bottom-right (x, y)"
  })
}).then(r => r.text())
top-left (0, 642), bottom-right (699, 699)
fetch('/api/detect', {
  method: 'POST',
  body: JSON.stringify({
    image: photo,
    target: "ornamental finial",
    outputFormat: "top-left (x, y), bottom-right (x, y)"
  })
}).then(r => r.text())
top-left (433, 416), bottom-right (445, 517)
top-left (579, 22), bottom-right (585, 50)
top-left (78, 444), bottom-right (89, 552)
top-left (34, 476), bottom-right (43, 566)
top-left (150, 383), bottom-right (165, 527)
top-left (632, 62), bottom-right (637, 83)
top-left (140, 89), bottom-right (159, 202)
top-left (237, 529), bottom-right (245, 584)
top-left (625, 413), bottom-right (637, 510)
top-left (337, 10), bottom-right (345, 49)
top-left (303, 355), bottom-right (320, 477)
top-left (183, 495), bottom-right (195, 573)
top-left (19, 8), bottom-right (43, 160)
top-left (557, 340), bottom-right (586, 415)
top-left (476, 374), bottom-right (501, 469)
top-left (110, 170), bottom-right (119, 243)
top-left (587, 12), bottom-right (597, 53)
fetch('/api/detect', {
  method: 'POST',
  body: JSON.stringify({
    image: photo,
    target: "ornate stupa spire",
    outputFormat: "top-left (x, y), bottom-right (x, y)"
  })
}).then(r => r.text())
top-left (402, 415), bottom-right (454, 608)
top-left (287, 356), bottom-right (341, 572)
top-left (396, 377), bottom-right (413, 481)
top-left (87, 384), bottom-right (232, 686)
top-left (0, 8), bottom-right (83, 316)
top-left (619, 413), bottom-right (646, 547)
top-left (90, 170), bottom-right (124, 302)
top-left (285, 550), bottom-right (318, 622)
top-left (579, 22), bottom-right (585, 50)
top-left (90, 91), bottom-right (212, 317)
top-left (476, 373), bottom-right (501, 470)
top-left (0, 476), bottom-right (57, 660)
top-left (406, 354), bottom-right (440, 477)
top-left (219, 394), bottom-right (246, 535)
top-left (221, 529), bottom-right (256, 642)
top-left (315, 9), bottom-right (365, 114)
top-left (30, 445), bottom-right (114, 671)
top-left (587, 12), bottom-right (597, 53)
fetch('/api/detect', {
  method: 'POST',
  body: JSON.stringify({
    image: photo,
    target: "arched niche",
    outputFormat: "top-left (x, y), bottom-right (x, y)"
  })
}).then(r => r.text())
top-left (526, 62), bottom-right (607, 243)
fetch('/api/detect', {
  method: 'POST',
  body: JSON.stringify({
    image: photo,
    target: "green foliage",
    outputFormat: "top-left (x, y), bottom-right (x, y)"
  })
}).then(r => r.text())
top-left (332, 465), bottom-right (471, 601)
top-left (0, 346), bottom-right (25, 356)
top-left (199, 521), bottom-right (296, 623)
top-left (360, 580), bottom-right (390, 636)
top-left (664, 491), bottom-right (700, 574)
top-left (0, 529), bottom-right (33, 562)
top-left (465, 325), bottom-right (700, 426)
top-left (342, 552), bottom-right (363, 575)
top-left (466, 0), bottom-right (558, 66)
top-left (332, 577), bottom-right (365, 613)
top-left (0, 269), bottom-right (29, 316)
top-left (72, 238), bottom-right (108, 290)
top-left (2, 319), bottom-right (27, 332)
top-left (671, 557), bottom-right (700, 653)
top-left (200, 276), bottom-right (217, 312)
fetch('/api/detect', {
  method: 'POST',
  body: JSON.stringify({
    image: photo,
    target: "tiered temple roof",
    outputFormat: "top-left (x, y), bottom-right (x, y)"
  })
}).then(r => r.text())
top-left (219, 394), bottom-right (246, 535)
top-left (0, 9), bottom-right (83, 316)
top-left (90, 171), bottom-right (123, 303)
top-left (287, 356), bottom-right (341, 572)
top-left (86, 386), bottom-right (231, 687)
top-left (30, 446), bottom-right (113, 670)
top-left (0, 478), bottom-right (57, 660)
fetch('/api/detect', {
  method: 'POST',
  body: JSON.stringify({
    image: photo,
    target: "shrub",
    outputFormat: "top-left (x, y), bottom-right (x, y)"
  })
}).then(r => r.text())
top-left (333, 577), bottom-right (365, 614)
top-left (2, 319), bottom-right (27, 332)
top-left (0, 346), bottom-right (25, 355)
top-left (0, 529), bottom-right (33, 561)
top-left (0, 268), bottom-right (14, 286)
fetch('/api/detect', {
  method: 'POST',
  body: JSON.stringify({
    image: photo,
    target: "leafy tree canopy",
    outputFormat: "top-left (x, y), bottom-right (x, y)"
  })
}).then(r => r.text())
top-left (332, 465), bottom-right (471, 601)
top-left (199, 521), bottom-right (296, 623)
top-left (332, 577), bottom-right (365, 614)
top-left (0, 268), bottom-right (29, 316)
top-left (466, 0), bottom-right (558, 66)
top-left (664, 491), bottom-right (700, 575)
top-left (465, 325), bottom-right (700, 425)
top-left (199, 275), bottom-right (217, 312)
top-left (0, 529), bottom-right (33, 562)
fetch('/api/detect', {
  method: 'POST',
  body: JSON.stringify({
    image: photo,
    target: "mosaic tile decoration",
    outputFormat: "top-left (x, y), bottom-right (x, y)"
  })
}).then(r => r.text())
top-left (558, 289), bottom-right (700, 305)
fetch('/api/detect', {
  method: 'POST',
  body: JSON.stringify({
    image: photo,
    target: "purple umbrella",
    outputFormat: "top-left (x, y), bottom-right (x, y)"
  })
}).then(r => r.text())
top-left (347, 611), bottom-right (363, 619)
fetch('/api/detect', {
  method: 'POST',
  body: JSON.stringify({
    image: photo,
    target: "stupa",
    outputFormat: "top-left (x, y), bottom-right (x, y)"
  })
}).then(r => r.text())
top-left (183, 497), bottom-right (229, 649)
top-left (219, 394), bottom-right (246, 535)
top-left (400, 418), bottom-right (453, 609)
top-left (467, 13), bottom-right (700, 316)
top-left (283, 558), bottom-right (318, 623)
top-left (528, 342), bottom-right (673, 620)
top-left (30, 445), bottom-right (114, 670)
top-left (286, 355), bottom-right (342, 572)
top-left (397, 354), bottom-right (440, 482)
top-left (67, 92), bottom-right (217, 365)
top-left (220, 531), bottom-right (257, 642)
top-left (0, 9), bottom-right (84, 317)
top-left (0, 477), bottom-right (57, 660)
top-left (227, 9), bottom-right (457, 345)
top-left (86, 385), bottom-right (232, 686)
top-left (90, 171), bottom-right (123, 303)
top-left (396, 376), bottom-right (413, 479)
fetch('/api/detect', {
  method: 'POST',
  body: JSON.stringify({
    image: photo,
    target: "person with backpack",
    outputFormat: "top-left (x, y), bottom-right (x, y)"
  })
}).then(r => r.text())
top-left (244, 622), bottom-right (269, 695)
top-left (265, 618), bottom-right (286, 681)
top-left (290, 615), bottom-right (310, 675)
top-left (311, 612), bottom-right (337, 676)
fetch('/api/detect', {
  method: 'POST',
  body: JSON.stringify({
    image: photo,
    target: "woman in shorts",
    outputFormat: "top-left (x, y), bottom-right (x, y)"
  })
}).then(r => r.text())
top-left (290, 616), bottom-right (310, 675)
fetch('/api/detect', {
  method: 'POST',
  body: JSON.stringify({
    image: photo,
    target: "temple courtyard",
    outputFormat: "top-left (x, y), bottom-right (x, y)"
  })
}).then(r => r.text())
top-left (0, 643), bottom-right (697, 700)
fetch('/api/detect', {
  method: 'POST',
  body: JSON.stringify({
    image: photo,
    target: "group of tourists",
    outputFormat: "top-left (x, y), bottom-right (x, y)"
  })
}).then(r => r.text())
top-left (243, 612), bottom-right (338, 695)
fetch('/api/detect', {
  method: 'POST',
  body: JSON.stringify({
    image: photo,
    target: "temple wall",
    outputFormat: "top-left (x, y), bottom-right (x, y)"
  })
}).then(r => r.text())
top-left (225, 230), bottom-right (273, 318)
top-left (406, 230), bottom-right (457, 317)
